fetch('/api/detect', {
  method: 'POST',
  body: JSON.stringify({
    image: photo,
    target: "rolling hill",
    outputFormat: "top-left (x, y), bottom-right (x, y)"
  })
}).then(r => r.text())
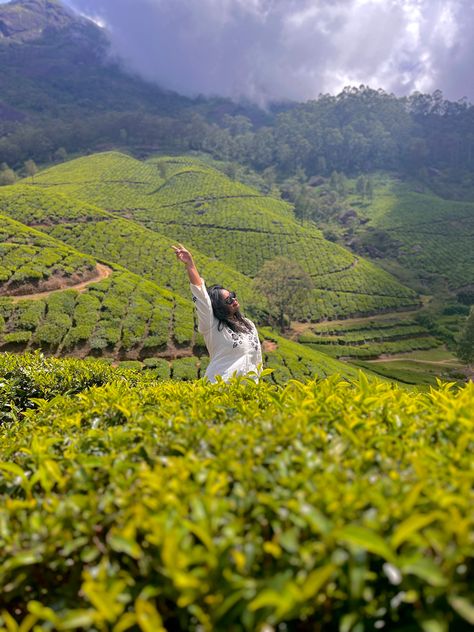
top-left (0, 151), bottom-right (436, 382)
top-left (0, 180), bottom-right (372, 380)
top-left (11, 151), bottom-right (419, 321)
top-left (348, 174), bottom-right (474, 291)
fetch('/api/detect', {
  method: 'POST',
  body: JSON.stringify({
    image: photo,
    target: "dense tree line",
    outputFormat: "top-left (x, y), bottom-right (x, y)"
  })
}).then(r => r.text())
top-left (1, 86), bottom-right (473, 180)
top-left (207, 87), bottom-right (474, 177)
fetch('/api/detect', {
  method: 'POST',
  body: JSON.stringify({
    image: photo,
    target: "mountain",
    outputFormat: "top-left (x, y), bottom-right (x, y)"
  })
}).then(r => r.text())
top-left (0, 0), bottom-right (272, 166)
top-left (0, 0), bottom-right (91, 44)
top-left (0, 0), bottom-right (194, 121)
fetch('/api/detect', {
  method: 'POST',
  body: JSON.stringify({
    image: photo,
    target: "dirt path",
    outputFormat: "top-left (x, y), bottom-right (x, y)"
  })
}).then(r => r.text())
top-left (368, 356), bottom-right (460, 366)
top-left (9, 264), bottom-right (112, 303)
top-left (288, 306), bottom-right (428, 340)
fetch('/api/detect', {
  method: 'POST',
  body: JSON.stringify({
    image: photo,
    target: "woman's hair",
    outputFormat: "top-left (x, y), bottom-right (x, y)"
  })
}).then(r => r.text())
top-left (207, 285), bottom-right (252, 334)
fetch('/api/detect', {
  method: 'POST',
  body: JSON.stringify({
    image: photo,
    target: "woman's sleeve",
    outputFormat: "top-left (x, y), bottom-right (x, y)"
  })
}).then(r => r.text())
top-left (190, 279), bottom-right (214, 333)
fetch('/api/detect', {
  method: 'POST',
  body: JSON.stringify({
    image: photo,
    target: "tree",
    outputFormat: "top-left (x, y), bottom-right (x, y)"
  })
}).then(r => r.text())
top-left (53, 147), bottom-right (68, 162)
top-left (457, 307), bottom-right (474, 365)
top-left (317, 156), bottom-right (327, 174)
top-left (356, 175), bottom-right (366, 198)
top-left (0, 163), bottom-right (16, 186)
top-left (366, 178), bottom-right (374, 200)
top-left (24, 159), bottom-right (38, 182)
top-left (254, 257), bottom-right (313, 331)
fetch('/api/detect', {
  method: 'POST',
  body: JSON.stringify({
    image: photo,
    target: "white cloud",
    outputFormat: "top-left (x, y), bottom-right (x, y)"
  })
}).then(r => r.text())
top-left (53, 0), bottom-right (474, 102)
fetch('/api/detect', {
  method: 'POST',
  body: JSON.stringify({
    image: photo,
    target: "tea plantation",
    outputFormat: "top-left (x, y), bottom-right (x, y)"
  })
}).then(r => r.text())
top-left (0, 353), bottom-right (472, 630)
top-left (348, 175), bottom-right (474, 289)
top-left (3, 151), bottom-right (418, 321)
top-left (297, 318), bottom-right (440, 360)
top-left (0, 213), bottom-right (96, 296)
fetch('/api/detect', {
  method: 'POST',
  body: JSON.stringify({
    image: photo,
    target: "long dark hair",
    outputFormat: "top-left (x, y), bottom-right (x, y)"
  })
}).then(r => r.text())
top-left (207, 285), bottom-right (252, 334)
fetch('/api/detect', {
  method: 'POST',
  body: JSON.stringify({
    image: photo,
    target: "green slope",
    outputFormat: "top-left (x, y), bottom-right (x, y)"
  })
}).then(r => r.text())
top-left (0, 212), bottom-right (96, 294)
top-left (0, 185), bottom-right (264, 312)
top-left (0, 263), bottom-right (194, 359)
top-left (350, 174), bottom-right (474, 289)
top-left (23, 151), bottom-right (419, 320)
top-left (0, 189), bottom-right (361, 380)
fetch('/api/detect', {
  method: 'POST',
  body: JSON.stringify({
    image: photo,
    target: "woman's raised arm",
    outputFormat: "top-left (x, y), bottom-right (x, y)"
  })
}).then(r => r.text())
top-left (171, 243), bottom-right (202, 286)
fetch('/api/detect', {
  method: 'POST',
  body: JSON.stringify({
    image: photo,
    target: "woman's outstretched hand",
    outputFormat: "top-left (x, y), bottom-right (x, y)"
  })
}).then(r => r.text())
top-left (171, 243), bottom-right (193, 266)
top-left (172, 243), bottom-right (202, 285)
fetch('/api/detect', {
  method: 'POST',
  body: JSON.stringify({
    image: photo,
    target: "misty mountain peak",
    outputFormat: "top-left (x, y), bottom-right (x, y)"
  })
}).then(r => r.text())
top-left (0, 0), bottom-right (93, 44)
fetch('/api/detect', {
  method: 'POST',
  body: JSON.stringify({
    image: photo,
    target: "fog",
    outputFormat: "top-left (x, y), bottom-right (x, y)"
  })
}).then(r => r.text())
top-left (4, 0), bottom-right (474, 104)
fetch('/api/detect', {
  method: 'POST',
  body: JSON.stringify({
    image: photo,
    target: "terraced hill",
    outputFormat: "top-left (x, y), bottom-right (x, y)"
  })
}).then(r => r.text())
top-left (17, 151), bottom-right (419, 320)
top-left (0, 185), bottom-right (262, 309)
top-left (349, 175), bottom-right (474, 290)
top-left (0, 278), bottom-right (362, 384)
top-left (0, 212), bottom-right (96, 296)
top-left (6, 153), bottom-right (461, 383)
top-left (296, 316), bottom-right (440, 359)
top-left (0, 190), bottom-right (366, 380)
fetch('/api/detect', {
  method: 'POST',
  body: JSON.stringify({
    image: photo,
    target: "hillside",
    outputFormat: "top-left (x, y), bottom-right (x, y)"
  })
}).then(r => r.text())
top-left (347, 174), bottom-right (474, 291)
top-left (0, 184), bottom-right (369, 380)
top-left (0, 353), bottom-right (472, 629)
top-left (3, 152), bottom-right (471, 385)
top-left (13, 151), bottom-right (419, 320)
top-left (0, 211), bottom-right (97, 296)
top-left (0, 0), bottom-right (189, 119)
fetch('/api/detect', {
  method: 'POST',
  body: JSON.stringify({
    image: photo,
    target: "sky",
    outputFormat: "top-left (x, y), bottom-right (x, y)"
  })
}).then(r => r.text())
top-left (3, 0), bottom-right (474, 104)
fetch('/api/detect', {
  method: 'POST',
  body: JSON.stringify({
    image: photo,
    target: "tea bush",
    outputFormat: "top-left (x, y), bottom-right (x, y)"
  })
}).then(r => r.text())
top-left (0, 214), bottom-right (95, 292)
top-left (0, 355), bottom-right (472, 631)
top-left (1, 152), bottom-right (418, 321)
top-left (347, 175), bottom-right (474, 289)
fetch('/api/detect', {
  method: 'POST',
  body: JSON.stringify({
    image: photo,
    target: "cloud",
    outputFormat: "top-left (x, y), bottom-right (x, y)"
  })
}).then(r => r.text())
top-left (28, 0), bottom-right (474, 102)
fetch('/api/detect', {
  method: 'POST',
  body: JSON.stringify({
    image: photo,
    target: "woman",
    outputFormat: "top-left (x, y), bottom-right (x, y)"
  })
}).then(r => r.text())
top-left (172, 243), bottom-right (262, 383)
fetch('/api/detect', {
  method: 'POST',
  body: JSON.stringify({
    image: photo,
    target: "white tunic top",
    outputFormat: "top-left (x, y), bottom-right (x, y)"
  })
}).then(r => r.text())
top-left (190, 280), bottom-right (262, 383)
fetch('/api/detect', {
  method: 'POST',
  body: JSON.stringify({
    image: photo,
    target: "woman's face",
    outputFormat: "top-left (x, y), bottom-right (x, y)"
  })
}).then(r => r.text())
top-left (221, 289), bottom-right (239, 315)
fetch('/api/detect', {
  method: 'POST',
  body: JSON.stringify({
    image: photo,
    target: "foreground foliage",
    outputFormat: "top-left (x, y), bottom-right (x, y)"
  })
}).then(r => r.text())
top-left (0, 354), bottom-right (472, 631)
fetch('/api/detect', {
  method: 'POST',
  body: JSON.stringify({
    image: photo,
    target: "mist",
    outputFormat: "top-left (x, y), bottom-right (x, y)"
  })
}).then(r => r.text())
top-left (8, 0), bottom-right (474, 104)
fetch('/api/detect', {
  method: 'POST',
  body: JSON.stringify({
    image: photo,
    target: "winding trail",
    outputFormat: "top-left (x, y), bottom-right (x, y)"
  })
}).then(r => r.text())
top-left (368, 356), bottom-right (461, 366)
top-left (8, 264), bottom-right (112, 303)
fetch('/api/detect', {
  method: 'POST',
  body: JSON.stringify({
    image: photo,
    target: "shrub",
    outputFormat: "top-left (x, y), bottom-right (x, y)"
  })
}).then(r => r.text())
top-left (0, 362), bottom-right (472, 631)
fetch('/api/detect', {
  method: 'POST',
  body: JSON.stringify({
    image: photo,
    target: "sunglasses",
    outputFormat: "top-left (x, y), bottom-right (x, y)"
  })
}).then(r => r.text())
top-left (223, 291), bottom-right (237, 305)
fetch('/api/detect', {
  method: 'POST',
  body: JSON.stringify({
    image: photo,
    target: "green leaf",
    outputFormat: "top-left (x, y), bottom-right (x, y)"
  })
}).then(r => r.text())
top-left (108, 534), bottom-right (142, 560)
top-left (18, 613), bottom-right (38, 632)
top-left (249, 588), bottom-right (287, 612)
top-left (391, 512), bottom-right (440, 548)
top-left (399, 557), bottom-right (447, 587)
top-left (26, 602), bottom-right (59, 624)
top-left (448, 596), bottom-right (474, 624)
top-left (112, 613), bottom-right (137, 632)
top-left (420, 619), bottom-right (447, 632)
top-left (339, 613), bottom-right (358, 632)
top-left (57, 610), bottom-right (96, 630)
top-left (301, 564), bottom-right (336, 599)
top-left (336, 525), bottom-right (396, 563)
top-left (135, 600), bottom-right (165, 632)
top-left (0, 462), bottom-right (27, 481)
top-left (1, 610), bottom-right (19, 632)
top-left (1, 551), bottom-right (42, 573)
